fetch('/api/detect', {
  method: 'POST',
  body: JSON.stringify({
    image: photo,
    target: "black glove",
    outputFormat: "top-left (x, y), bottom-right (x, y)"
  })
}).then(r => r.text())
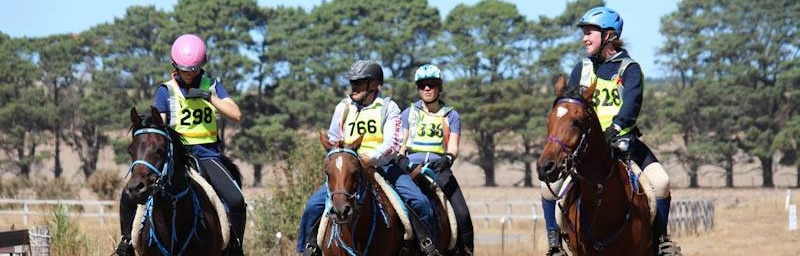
top-left (431, 153), bottom-right (454, 171)
top-left (394, 154), bottom-right (410, 172)
top-left (604, 126), bottom-right (620, 144)
top-left (185, 88), bottom-right (210, 101)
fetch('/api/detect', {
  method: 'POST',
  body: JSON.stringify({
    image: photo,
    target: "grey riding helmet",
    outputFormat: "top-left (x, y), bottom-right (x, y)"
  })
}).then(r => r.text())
top-left (347, 60), bottom-right (384, 85)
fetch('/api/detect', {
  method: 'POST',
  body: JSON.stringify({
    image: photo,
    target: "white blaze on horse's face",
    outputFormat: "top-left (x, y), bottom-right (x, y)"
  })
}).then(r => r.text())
top-left (556, 106), bottom-right (568, 119)
top-left (335, 156), bottom-right (344, 171)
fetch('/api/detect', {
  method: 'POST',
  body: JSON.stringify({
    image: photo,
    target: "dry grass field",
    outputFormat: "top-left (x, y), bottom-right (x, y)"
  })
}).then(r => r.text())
top-left (2, 135), bottom-right (799, 255)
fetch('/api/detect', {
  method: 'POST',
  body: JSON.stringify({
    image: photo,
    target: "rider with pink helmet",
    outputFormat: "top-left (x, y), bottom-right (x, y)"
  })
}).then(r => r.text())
top-left (115, 34), bottom-right (246, 256)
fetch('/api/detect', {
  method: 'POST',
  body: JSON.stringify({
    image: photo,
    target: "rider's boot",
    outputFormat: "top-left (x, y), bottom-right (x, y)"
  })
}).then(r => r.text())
top-left (459, 232), bottom-right (474, 256)
top-left (114, 236), bottom-right (135, 256)
top-left (227, 211), bottom-right (246, 256)
top-left (407, 209), bottom-right (440, 256)
top-left (114, 192), bottom-right (136, 256)
top-left (542, 198), bottom-right (566, 256)
top-left (654, 196), bottom-right (681, 255)
top-left (300, 218), bottom-right (322, 256)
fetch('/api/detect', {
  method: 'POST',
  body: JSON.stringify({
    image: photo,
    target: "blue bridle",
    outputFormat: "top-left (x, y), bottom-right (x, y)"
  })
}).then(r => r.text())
top-left (128, 127), bottom-right (202, 256)
top-left (323, 148), bottom-right (389, 256)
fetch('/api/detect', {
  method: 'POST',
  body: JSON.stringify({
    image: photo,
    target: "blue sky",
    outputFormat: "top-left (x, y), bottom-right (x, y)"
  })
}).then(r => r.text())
top-left (0, 0), bottom-right (678, 77)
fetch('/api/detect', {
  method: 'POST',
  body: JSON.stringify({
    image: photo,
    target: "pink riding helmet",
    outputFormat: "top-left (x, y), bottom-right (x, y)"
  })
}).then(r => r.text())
top-left (170, 34), bottom-right (207, 71)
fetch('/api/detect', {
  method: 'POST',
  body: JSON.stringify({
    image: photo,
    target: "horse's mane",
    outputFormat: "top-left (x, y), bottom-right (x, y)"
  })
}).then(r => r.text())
top-left (130, 113), bottom-right (192, 172)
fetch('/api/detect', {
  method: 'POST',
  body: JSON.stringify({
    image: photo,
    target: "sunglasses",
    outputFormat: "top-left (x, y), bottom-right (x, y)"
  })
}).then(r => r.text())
top-left (416, 82), bottom-right (441, 90)
top-left (173, 63), bottom-right (201, 73)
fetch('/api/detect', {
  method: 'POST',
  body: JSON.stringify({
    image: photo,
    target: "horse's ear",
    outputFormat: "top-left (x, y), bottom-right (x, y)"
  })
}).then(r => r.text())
top-left (580, 78), bottom-right (597, 103)
top-left (554, 74), bottom-right (566, 96)
top-left (319, 130), bottom-right (334, 151)
top-left (149, 106), bottom-right (164, 126)
top-left (345, 136), bottom-right (363, 151)
top-left (130, 107), bottom-right (141, 126)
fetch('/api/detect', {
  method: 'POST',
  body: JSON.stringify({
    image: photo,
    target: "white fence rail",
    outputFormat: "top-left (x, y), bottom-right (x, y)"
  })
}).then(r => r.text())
top-left (468, 199), bottom-right (714, 237)
top-left (0, 199), bottom-right (116, 225)
top-left (0, 198), bottom-right (714, 237)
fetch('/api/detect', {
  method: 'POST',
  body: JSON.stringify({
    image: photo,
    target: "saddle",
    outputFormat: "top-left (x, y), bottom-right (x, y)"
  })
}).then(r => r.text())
top-left (131, 167), bottom-right (230, 252)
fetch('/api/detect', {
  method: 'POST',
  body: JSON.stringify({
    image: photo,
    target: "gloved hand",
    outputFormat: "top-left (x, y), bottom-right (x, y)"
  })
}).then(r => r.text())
top-left (394, 154), bottom-right (411, 173)
top-left (430, 153), bottom-right (455, 171)
top-left (604, 126), bottom-right (620, 145)
top-left (185, 88), bottom-right (210, 101)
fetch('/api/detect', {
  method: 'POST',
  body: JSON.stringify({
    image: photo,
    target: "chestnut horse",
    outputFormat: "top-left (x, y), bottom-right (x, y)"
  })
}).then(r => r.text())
top-left (125, 107), bottom-right (226, 256)
top-left (537, 76), bottom-right (654, 255)
top-left (318, 132), bottom-right (406, 255)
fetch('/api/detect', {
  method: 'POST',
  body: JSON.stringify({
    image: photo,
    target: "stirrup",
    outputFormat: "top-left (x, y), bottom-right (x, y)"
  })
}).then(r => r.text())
top-left (113, 236), bottom-right (134, 256)
top-left (657, 235), bottom-right (682, 256)
top-left (419, 237), bottom-right (440, 256)
top-left (546, 246), bottom-right (567, 256)
top-left (301, 243), bottom-right (321, 256)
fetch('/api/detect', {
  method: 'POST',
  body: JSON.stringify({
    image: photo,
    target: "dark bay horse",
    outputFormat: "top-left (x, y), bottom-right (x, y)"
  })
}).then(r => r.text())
top-left (125, 107), bottom-right (226, 256)
top-left (537, 76), bottom-right (654, 255)
top-left (408, 163), bottom-right (455, 254)
top-left (318, 131), bottom-right (410, 256)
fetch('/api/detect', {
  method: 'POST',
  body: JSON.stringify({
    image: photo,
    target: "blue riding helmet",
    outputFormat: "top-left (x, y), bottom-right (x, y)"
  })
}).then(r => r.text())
top-left (577, 6), bottom-right (623, 36)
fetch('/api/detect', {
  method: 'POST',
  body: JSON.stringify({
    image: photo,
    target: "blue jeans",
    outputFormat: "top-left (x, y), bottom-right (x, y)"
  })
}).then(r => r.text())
top-left (296, 164), bottom-right (438, 252)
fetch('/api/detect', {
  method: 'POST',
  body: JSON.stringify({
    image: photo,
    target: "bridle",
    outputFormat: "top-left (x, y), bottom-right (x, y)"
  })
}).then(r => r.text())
top-left (128, 127), bottom-right (177, 196)
top-left (128, 126), bottom-right (202, 256)
top-left (546, 97), bottom-right (635, 252)
top-left (544, 98), bottom-right (606, 194)
top-left (325, 148), bottom-right (368, 224)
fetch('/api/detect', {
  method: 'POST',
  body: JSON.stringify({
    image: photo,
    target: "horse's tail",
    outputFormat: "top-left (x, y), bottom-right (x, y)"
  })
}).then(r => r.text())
top-left (219, 155), bottom-right (242, 188)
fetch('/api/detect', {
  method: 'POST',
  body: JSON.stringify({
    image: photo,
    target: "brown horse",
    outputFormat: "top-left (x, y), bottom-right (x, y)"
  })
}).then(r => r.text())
top-left (125, 107), bottom-right (225, 256)
top-left (318, 131), bottom-right (406, 255)
top-left (537, 76), bottom-right (654, 255)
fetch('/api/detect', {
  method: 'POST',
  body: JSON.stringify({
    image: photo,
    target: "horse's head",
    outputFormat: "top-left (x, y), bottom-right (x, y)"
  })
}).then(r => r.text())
top-left (126, 107), bottom-right (187, 204)
top-left (537, 75), bottom-right (601, 183)
top-left (319, 131), bottom-right (366, 224)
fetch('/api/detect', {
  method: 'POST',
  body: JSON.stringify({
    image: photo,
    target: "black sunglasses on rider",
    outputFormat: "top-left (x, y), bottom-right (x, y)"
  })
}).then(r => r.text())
top-left (349, 78), bottom-right (371, 87)
top-left (416, 82), bottom-right (441, 90)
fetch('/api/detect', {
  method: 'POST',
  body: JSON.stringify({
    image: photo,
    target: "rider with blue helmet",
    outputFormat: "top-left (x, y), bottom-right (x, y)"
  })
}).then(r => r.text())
top-left (539, 6), bottom-right (680, 256)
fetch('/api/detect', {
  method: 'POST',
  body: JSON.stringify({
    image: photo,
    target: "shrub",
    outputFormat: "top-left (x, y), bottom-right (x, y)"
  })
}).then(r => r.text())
top-left (248, 137), bottom-right (325, 255)
top-left (49, 205), bottom-right (89, 255)
top-left (87, 168), bottom-right (123, 200)
top-left (32, 177), bottom-right (79, 199)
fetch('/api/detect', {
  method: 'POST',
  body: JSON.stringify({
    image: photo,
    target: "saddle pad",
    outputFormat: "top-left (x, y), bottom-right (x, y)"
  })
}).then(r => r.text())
top-left (317, 172), bottom-right (414, 249)
top-left (131, 168), bottom-right (230, 252)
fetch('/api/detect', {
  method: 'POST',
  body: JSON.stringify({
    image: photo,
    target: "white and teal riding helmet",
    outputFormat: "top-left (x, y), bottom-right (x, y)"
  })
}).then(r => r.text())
top-left (414, 64), bottom-right (443, 90)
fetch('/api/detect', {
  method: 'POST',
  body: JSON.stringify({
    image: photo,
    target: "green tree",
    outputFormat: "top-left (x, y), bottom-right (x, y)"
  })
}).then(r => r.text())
top-left (443, 0), bottom-right (529, 186)
top-left (28, 34), bottom-right (83, 178)
top-left (0, 34), bottom-right (52, 177)
top-left (660, 0), bottom-right (800, 187)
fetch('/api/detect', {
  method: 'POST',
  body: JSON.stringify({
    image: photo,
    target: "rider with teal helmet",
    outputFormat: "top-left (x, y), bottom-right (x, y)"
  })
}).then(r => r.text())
top-left (399, 64), bottom-right (474, 255)
top-left (538, 6), bottom-right (680, 256)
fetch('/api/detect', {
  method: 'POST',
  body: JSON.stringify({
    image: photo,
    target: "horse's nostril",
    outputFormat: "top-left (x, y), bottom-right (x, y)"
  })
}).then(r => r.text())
top-left (342, 205), bottom-right (351, 217)
top-left (544, 161), bottom-right (555, 173)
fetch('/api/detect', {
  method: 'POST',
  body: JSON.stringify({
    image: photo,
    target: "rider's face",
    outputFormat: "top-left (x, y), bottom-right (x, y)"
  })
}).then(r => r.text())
top-left (417, 80), bottom-right (440, 103)
top-left (349, 79), bottom-right (371, 101)
top-left (581, 25), bottom-right (603, 55)
top-left (177, 69), bottom-right (200, 84)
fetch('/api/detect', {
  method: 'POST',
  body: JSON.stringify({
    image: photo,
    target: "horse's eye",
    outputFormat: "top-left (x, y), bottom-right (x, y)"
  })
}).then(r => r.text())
top-left (572, 120), bottom-right (586, 130)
